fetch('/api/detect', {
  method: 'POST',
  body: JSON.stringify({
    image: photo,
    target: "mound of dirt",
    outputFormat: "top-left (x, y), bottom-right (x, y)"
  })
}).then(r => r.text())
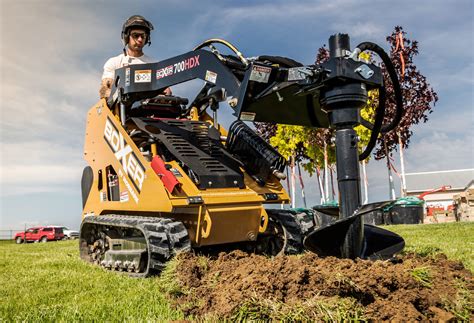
top-left (172, 251), bottom-right (473, 321)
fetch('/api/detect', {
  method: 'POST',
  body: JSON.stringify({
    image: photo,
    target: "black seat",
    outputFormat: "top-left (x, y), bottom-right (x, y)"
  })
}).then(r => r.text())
top-left (130, 95), bottom-right (189, 118)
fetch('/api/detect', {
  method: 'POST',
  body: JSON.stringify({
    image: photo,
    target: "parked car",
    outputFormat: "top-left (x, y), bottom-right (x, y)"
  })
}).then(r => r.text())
top-left (14, 226), bottom-right (64, 243)
top-left (60, 227), bottom-right (80, 240)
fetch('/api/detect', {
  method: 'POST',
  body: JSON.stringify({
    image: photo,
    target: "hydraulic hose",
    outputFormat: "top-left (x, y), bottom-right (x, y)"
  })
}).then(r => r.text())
top-left (193, 38), bottom-right (248, 66)
top-left (359, 86), bottom-right (386, 160)
top-left (356, 42), bottom-right (403, 134)
top-left (354, 42), bottom-right (403, 160)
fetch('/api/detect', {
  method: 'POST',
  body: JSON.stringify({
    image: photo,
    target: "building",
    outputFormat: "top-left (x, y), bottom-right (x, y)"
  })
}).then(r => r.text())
top-left (405, 169), bottom-right (474, 215)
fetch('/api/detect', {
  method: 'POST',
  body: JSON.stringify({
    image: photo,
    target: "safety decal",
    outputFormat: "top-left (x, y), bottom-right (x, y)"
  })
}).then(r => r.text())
top-left (100, 191), bottom-right (107, 202)
top-left (240, 112), bottom-right (256, 121)
top-left (135, 69), bottom-right (152, 83)
top-left (120, 191), bottom-right (129, 203)
top-left (205, 70), bottom-right (217, 84)
top-left (249, 65), bottom-right (271, 83)
top-left (125, 68), bottom-right (131, 86)
top-left (288, 67), bottom-right (309, 81)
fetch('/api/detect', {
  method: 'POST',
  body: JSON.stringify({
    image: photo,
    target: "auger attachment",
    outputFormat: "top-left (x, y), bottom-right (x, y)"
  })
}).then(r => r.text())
top-left (303, 34), bottom-right (405, 260)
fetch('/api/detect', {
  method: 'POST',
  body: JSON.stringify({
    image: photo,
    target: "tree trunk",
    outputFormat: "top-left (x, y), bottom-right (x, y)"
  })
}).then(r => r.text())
top-left (361, 160), bottom-right (369, 204)
top-left (398, 133), bottom-right (407, 197)
top-left (324, 142), bottom-right (329, 204)
top-left (290, 155), bottom-right (296, 208)
top-left (297, 161), bottom-right (307, 208)
top-left (316, 167), bottom-right (325, 204)
top-left (384, 141), bottom-right (396, 200)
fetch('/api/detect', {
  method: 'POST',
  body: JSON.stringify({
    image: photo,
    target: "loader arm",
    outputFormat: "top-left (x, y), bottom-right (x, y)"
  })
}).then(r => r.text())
top-left (109, 46), bottom-right (381, 129)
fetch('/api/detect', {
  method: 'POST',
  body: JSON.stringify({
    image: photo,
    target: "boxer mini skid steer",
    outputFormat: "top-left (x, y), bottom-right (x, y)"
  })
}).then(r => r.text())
top-left (80, 34), bottom-right (405, 276)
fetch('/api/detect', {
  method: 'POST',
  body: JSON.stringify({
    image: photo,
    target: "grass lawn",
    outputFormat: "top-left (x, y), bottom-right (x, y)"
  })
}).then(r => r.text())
top-left (0, 240), bottom-right (183, 322)
top-left (0, 221), bottom-right (472, 321)
top-left (385, 221), bottom-right (474, 271)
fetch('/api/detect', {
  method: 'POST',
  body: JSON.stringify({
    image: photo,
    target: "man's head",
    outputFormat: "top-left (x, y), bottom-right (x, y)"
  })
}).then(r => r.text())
top-left (121, 15), bottom-right (154, 48)
top-left (127, 28), bottom-right (148, 53)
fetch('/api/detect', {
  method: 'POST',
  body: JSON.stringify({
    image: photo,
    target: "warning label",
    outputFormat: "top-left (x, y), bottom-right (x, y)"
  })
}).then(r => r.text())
top-left (135, 70), bottom-right (152, 83)
top-left (249, 65), bottom-right (271, 83)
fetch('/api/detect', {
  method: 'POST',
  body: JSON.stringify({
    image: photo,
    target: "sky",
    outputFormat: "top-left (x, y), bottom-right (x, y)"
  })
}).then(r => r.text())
top-left (0, 0), bottom-right (473, 231)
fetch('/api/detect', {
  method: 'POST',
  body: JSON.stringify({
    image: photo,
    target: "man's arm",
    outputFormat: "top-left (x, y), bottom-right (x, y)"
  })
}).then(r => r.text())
top-left (100, 56), bottom-right (118, 99)
top-left (99, 78), bottom-right (113, 99)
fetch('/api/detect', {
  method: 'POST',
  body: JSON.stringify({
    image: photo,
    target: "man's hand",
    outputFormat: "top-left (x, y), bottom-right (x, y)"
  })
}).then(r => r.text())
top-left (99, 78), bottom-right (113, 98)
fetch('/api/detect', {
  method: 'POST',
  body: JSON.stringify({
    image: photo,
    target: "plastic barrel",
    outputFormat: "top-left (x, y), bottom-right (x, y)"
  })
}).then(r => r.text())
top-left (312, 211), bottom-right (337, 227)
top-left (389, 205), bottom-right (423, 224)
top-left (363, 208), bottom-right (385, 225)
top-left (361, 201), bottom-right (393, 225)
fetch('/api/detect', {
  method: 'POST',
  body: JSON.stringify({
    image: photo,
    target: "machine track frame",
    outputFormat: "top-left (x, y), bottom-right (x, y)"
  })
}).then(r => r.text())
top-left (80, 215), bottom-right (191, 277)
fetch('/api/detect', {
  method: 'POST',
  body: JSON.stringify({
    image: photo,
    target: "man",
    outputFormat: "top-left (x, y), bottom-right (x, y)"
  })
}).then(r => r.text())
top-left (99, 15), bottom-right (169, 98)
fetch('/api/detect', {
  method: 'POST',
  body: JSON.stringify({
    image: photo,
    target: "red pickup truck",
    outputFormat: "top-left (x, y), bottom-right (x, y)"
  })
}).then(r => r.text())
top-left (14, 226), bottom-right (64, 243)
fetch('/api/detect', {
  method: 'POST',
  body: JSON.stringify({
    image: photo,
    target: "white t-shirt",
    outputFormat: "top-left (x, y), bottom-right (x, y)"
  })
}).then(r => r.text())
top-left (102, 53), bottom-right (155, 79)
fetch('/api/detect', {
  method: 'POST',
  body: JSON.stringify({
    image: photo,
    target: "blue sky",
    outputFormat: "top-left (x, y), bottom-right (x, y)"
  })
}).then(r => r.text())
top-left (0, 0), bottom-right (472, 230)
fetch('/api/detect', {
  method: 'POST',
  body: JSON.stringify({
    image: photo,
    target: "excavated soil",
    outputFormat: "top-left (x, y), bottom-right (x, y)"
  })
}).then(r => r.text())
top-left (171, 251), bottom-right (473, 321)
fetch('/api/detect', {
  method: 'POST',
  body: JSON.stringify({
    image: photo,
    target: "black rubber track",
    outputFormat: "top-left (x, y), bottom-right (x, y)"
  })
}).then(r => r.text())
top-left (80, 215), bottom-right (191, 277)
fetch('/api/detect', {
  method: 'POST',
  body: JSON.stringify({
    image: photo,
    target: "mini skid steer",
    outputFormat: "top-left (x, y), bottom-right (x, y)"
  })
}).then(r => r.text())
top-left (80, 34), bottom-right (405, 276)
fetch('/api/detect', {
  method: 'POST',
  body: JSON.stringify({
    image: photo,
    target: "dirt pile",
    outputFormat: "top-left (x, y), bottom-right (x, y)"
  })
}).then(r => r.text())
top-left (172, 251), bottom-right (473, 321)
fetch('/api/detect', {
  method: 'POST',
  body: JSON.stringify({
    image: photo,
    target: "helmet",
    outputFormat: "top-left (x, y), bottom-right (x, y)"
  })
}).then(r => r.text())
top-left (121, 15), bottom-right (154, 46)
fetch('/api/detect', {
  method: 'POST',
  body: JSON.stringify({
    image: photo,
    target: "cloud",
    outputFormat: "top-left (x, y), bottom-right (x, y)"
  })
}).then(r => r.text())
top-left (0, 2), bottom-right (109, 197)
top-left (0, 139), bottom-right (85, 195)
top-left (412, 106), bottom-right (473, 138)
top-left (0, 0), bottom-right (472, 232)
top-left (405, 132), bottom-right (474, 171)
top-left (330, 21), bottom-right (383, 38)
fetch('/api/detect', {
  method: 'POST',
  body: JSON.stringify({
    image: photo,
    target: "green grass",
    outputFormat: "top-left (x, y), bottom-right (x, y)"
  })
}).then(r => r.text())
top-left (231, 296), bottom-right (366, 321)
top-left (410, 266), bottom-right (433, 288)
top-left (0, 240), bottom-right (184, 322)
top-left (385, 222), bottom-right (474, 271)
top-left (442, 278), bottom-right (473, 321)
top-left (0, 222), bottom-right (472, 321)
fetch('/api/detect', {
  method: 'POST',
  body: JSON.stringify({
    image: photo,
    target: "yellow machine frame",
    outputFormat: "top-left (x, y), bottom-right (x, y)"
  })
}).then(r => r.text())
top-left (82, 99), bottom-right (289, 247)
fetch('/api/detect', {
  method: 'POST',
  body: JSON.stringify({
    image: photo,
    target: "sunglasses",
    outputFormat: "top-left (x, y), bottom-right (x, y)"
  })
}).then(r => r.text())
top-left (130, 32), bottom-right (147, 40)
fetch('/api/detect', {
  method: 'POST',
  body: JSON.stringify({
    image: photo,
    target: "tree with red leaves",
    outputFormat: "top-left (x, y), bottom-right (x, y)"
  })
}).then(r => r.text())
top-left (375, 26), bottom-right (438, 159)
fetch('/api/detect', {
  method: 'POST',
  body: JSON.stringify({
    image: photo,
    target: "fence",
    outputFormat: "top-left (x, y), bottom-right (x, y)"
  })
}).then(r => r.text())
top-left (0, 230), bottom-right (22, 240)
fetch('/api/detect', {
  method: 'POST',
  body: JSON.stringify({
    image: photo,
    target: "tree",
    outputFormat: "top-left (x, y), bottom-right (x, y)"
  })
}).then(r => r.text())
top-left (254, 121), bottom-right (277, 142)
top-left (374, 26), bottom-right (438, 159)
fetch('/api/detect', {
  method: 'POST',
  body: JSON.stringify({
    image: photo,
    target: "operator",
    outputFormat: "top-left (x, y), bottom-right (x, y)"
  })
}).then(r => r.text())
top-left (99, 15), bottom-right (171, 98)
